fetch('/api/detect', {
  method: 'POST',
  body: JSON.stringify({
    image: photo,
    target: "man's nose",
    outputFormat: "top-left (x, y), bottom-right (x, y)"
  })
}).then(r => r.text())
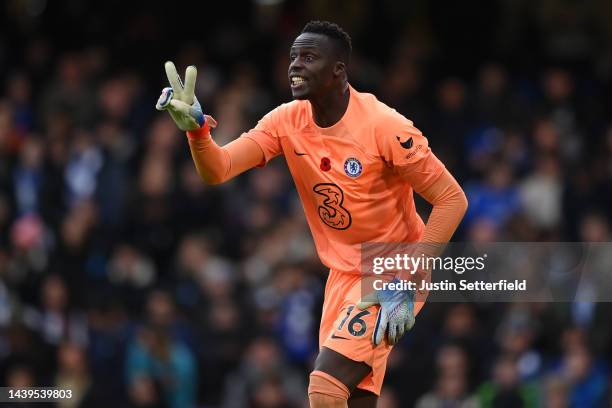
top-left (289, 57), bottom-right (304, 71)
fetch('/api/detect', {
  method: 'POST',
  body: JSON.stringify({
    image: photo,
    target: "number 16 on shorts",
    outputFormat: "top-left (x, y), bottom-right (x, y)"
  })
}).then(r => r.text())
top-left (333, 305), bottom-right (371, 339)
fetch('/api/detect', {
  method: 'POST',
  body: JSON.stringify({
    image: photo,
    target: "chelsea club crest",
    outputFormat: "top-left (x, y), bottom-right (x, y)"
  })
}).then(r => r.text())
top-left (344, 157), bottom-right (363, 178)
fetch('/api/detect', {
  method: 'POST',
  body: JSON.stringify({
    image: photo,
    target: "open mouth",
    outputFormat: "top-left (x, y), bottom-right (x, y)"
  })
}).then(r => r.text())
top-left (290, 75), bottom-right (306, 88)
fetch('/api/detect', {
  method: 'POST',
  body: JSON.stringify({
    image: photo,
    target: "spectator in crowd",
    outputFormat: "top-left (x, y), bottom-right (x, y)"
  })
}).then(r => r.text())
top-left (27, 274), bottom-right (88, 347)
top-left (541, 374), bottom-right (570, 408)
top-left (555, 344), bottom-right (608, 408)
top-left (126, 324), bottom-right (197, 408)
top-left (477, 354), bottom-right (538, 407)
top-left (127, 375), bottom-right (166, 408)
top-left (221, 336), bottom-right (306, 408)
top-left (415, 370), bottom-right (478, 408)
top-left (55, 341), bottom-right (107, 407)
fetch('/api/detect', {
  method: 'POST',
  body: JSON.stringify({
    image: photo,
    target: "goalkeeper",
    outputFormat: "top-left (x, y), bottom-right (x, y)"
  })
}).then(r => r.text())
top-left (157, 21), bottom-right (467, 408)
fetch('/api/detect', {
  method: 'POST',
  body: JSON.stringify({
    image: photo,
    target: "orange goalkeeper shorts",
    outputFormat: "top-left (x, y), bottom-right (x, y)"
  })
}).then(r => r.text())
top-left (318, 269), bottom-right (426, 396)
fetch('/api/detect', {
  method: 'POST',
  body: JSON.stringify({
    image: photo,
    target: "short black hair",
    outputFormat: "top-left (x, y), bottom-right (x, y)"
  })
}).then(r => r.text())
top-left (302, 20), bottom-right (352, 64)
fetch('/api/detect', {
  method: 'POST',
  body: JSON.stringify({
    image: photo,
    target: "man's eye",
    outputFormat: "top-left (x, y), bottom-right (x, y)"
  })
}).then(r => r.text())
top-left (305, 55), bottom-right (313, 62)
top-left (290, 54), bottom-right (296, 61)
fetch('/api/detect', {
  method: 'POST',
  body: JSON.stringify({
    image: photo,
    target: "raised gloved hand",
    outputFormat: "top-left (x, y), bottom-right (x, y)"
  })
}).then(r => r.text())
top-left (156, 61), bottom-right (205, 131)
top-left (357, 278), bottom-right (415, 346)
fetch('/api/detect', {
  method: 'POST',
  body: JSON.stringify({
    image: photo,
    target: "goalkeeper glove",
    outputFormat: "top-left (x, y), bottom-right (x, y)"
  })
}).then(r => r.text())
top-left (156, 61), bottom-right (205, 131)
top-left (357, 278), bottom-right (415, 346)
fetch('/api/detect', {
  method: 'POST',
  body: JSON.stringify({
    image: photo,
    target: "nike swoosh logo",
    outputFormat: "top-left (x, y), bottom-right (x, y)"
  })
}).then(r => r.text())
top-left (396, 136), bottom-right (413, 149)
top-left (331, 333), bottom-right (349, 340)
top-left (294, 149), bottom-right (308, 156)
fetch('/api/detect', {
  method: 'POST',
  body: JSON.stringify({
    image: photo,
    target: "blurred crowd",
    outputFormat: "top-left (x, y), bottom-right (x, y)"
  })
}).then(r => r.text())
top-left (1, 0), bottom-right (612, 407)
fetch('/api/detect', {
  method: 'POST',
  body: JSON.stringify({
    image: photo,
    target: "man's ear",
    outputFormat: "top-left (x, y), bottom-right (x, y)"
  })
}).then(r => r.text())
top-left (333, 61), bottom-right (346, 78)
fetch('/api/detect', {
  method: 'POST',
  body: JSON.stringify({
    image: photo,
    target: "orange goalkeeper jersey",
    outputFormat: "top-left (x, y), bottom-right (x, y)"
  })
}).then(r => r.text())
top-left (241, 86), bottom-right (446, 274)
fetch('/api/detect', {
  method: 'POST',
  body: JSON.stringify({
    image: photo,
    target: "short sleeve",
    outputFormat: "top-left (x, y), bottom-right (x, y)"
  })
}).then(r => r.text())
top-left (376, 113), bottom-right (446, 191)
top-left (240, 106), bottom-right (284, 166)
